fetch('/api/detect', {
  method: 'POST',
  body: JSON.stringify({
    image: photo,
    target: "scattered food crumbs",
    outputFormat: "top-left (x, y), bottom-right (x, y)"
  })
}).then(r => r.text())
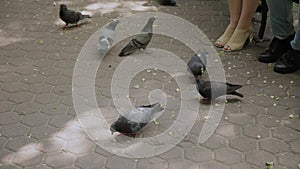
top-left (268, 63), bottom-right (272, 68)
top-left (263, 80), bottom-right (267, 84)
top-left (289, 114), bottom-right (294, 119)
top-left (273, 103), bottom-right (277, 106)
top-left (152, 118), bottom-right (159, 125)
top-left (265, 162), bottom-right (274, 169)
top-left (175, 88), bottom-right (180, 92)
top-left (224, 116), bottom-right (228, 120)
top-left (275, 96), bottom-right (280, 101)
top-left (287, 91), bottom-right (290, 97)
top-left (142, 78), bottom-right (146, 81)
top-left (146, 69), bottom-right (151, 73)
top-left (279, 85), bottom-right (283, 88)
top-left (257, 135), bottom-right (261, 139)
top-left (133, 84), bottom-right (139, 89)
top-left (170, 113), bottom-right (176, 120)
top-left (204, 116), bottom-right (211, 120)
top-left (152, 72), bottom-right (156, 76)
top-left (290, 80), bottom-right (294, 84)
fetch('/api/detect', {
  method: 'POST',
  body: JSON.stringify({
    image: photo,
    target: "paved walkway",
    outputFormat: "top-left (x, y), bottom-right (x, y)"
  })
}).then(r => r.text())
top-left (0, 0), bottom-right (299, 169)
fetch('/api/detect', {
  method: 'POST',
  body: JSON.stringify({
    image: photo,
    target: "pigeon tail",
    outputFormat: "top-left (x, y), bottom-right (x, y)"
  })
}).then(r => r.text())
top-left (226, 83), bottom-right (243, 91)
top-left (80, 14), bottom-right (91, 20)
top-left (231, 91), bottom-right (244, 98)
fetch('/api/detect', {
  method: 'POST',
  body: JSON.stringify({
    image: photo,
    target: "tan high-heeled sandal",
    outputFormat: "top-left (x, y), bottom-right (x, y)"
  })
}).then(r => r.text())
top-left (215, 25), bottom-right (237, 48)
top-left (223, 27), bottom-right (253, 52)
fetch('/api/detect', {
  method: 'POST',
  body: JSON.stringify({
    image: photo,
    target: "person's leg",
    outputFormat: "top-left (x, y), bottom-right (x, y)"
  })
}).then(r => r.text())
top-left (215, 0), bottom-right (242, 47)
top-left (291, 4), bottom-right (300, 50)
top-left (228, 0), bottom-right (242, 26)
top-left (274, 4), bottom-right (300, 74)
top-left (223, 0), bottom-right (259, 51)
top-left (268, 0), bottom-right (294, 38)
top-left (236, 0), bottom-right (260, 29)
top-left (258, 0), bottom-right (295, 63)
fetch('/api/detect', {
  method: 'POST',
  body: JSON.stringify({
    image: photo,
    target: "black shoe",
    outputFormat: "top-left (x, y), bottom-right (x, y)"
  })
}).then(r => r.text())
top-left (274, 48), bottom-right (300, 74)
top-left (258, 34), bottom-right (295, 63)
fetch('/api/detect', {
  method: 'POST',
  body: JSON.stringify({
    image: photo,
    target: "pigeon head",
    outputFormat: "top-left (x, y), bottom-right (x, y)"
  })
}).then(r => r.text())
top-left (107, 19), bottom-right (120, 30)
top-left (141, 17), bottom-right (156, 33)
top-left (149, 17), bottom-right (156, 22)
top-left (60, 4), bottom-right (67, 10)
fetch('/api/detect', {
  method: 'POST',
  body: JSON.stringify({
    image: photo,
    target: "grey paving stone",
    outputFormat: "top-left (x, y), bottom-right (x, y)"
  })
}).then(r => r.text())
top-left (278, 152), bottom-right (300, 169)
top-left (44, 152), bottom-right (76, 168)
top-left (30, 125), bottom-right (58, 139)
top-left (245, 150), bottom-right (277, 167)
top-left (168, 158), bottom-right (197, 169)
top-left (272, 127), bottom-right (300, 142)
top-left (65, 138), bottom-right (95, 155)
top-left (259, 138), bottom-right (290, 154)
top-left (199, 161), bottom-right (230, 169)
top-left (0, 101), bottom-right (15, 113)
top-left (136, 157), bottom-right (168, 169)
top-left (75, 153), bottom-right (106, 169)
top-left (290, 140), bottom-right (300, 153)
top-left (1, 123), bottom-right (30, 138)
top-left (12, 149), bottom-right (44, 167)
top-left (0, 0), bottom-right (299, 168)
top-left (243, 125), bottom-right (270, 139)
top-left (215, 148), bottom-right (243, 165)
top-left (229, 135), bottom-right (257, 152)
top-left (184, 145), bottom-right (213, 163)
top-left (106, 156), bottom-right (136, 169)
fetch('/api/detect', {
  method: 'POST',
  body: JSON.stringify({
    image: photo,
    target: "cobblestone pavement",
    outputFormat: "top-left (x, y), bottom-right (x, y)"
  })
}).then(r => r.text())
top-left (0, 0), bottom-right (300, 168)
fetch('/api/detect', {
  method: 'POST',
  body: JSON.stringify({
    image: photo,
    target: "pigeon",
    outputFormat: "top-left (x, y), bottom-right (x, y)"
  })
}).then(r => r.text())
top-left (158, 0), bottom-right (177, 6)
top-left (196, 79), bottom-right (243, 103)
top-left (187, 51), bottom-right (208, 79)
top-left (119, 17), bottom-right (156, 57)
top-left (59, 4), bottom-right (91, 29)
top-left (98, 19), bottom-right (119, 53)
top-left (110, 102), bottom-right (164, 137)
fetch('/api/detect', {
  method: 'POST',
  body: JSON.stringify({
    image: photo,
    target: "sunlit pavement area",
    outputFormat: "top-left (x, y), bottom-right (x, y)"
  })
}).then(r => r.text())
top-left (0, 0), bottom-right (300, 168)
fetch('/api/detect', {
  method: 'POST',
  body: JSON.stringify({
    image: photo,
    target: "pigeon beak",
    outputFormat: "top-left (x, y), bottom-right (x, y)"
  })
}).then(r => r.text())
top-left (110, 127), bottom-right (116, 135)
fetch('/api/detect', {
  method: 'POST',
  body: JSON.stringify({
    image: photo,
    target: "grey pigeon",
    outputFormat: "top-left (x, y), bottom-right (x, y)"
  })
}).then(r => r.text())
top-left (110, 102), bottom-right (164, 137)
top-left (196, 79), bottom-right (243, 103)
top-left (59, 4), bottom-right (91, 29)
top-left (119, 17), bottom-right (156, 57)
top-left (98, 19), bottom-right (119, 53)
top-left (187, 51), bottom-right (208, 79)
top-left (158, 0), bottom-right (176, 6)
